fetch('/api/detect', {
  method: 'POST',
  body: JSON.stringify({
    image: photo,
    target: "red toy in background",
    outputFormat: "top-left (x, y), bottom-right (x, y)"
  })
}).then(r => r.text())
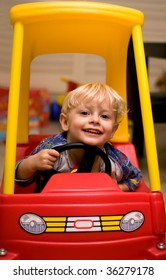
top-left (0, 87), bottom-right (50, 138)
top-left (29, 88), bottom-right (50, 130)
top-left (0, 87), bottom-right (8, 142)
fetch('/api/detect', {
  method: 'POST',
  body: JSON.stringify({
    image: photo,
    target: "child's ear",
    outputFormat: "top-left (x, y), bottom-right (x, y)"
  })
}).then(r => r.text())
top-left (110, 123), bottom-right (119, 138)
top-left (59, 113), bottom-right (69, 131)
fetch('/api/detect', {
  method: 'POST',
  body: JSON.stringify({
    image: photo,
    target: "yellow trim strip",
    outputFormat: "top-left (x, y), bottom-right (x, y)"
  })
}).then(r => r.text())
top-left (46, 222), bottom-right (66, 227)
top-left (102, 221), bottom-right (120, 226)
top-left (46, 227), bottom-right (65, 233)
top-left (43, 217), bottom-right (66, 222)
top-left (101, 215), bottom-right (123, 220)
top-left (102, 226), bottom-right (121, 231)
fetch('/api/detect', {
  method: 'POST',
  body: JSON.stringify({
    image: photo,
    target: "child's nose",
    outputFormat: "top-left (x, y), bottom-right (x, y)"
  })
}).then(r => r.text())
top-left (90, 114), bottom-right (100, 123)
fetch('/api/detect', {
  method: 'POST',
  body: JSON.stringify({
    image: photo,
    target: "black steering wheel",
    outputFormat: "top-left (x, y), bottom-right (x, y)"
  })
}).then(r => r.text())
top-left (35, 143), bottom-right (111, 192)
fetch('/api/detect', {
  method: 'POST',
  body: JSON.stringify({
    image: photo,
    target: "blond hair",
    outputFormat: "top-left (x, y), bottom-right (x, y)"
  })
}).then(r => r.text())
top-left (61, 82), bottom-right (127, 124)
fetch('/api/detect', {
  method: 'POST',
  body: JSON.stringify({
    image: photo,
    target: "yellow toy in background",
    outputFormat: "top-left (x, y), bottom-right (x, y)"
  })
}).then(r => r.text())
top-left (50, 77), bottom-right (80, 120)
top-left (56, 77), bottom-right (80, 107)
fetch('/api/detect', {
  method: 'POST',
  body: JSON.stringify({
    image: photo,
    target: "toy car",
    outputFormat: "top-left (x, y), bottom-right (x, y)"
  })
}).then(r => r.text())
top-left (0, 1), bottom-right (166, 260)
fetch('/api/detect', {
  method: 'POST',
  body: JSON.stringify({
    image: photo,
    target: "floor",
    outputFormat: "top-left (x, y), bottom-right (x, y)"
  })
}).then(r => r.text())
top-left (0, 122), bottom-right (166, 206)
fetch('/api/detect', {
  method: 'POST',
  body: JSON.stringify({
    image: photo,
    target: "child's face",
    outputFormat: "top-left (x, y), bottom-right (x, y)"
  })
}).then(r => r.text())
top-left (60, 99), bottom-right (118, 148)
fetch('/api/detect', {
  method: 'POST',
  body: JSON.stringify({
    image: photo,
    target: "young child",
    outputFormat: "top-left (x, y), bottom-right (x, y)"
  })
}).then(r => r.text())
top-left (15, 82), bottom-right (142, 192)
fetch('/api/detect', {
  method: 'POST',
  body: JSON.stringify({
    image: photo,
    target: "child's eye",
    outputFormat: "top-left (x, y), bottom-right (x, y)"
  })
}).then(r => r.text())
top-left (80, 111), bottom-right (89, 116)
top-left (101, 114), bottom-right (110, 119)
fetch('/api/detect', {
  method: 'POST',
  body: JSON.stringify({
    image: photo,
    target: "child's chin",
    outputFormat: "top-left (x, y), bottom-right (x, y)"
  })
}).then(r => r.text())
top-left (82, 140), bottom-right (101, 147)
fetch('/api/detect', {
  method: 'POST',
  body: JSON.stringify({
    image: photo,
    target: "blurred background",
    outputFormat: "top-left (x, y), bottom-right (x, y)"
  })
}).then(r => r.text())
top-left (0, 0), bottom-right (166, 198)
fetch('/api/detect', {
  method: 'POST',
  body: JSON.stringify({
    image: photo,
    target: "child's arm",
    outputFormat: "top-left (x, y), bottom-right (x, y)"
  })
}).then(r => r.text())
top-left (105, 143), bottom-right (142, 192)
top-left (16, 149), bottom-right (60, 180)
top-left (111, 170), bottom-right (129, 192)
top-left (120, 163), bottom-right (142, 192)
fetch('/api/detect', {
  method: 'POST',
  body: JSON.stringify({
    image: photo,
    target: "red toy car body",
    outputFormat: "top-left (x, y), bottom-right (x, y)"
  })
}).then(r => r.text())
top-left (1, 139), bottom-right (166, 260)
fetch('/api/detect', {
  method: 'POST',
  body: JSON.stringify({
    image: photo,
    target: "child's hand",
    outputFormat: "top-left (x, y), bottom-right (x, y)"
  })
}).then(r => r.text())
top-left (33, 149), bottom-right (60, 171)
top-left (17, 149), bottom-right (60, 180)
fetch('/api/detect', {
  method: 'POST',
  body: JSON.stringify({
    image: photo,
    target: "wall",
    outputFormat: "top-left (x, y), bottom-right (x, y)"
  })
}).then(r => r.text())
top-left (0, 0), bottom-right (166, 98)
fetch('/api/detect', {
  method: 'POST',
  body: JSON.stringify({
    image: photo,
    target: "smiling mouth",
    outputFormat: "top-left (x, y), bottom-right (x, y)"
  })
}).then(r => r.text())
top-left (83, 129), bottom-right (102, 135)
